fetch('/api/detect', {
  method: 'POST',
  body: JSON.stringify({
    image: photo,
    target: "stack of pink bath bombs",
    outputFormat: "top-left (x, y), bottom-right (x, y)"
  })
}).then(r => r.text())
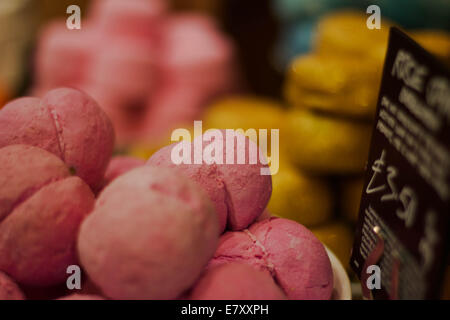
top-left (32, 0), bottom-right (239, 146)
top-left (0, 87), bottom-right (333, 300)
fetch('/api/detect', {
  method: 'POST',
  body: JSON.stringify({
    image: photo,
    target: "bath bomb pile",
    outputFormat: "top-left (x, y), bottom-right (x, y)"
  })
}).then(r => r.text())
top-left (0, 87), bottom-right (115, 190)
top-left (209, 218), bottom-right (334, 300)
top-left (0, 145), bottom-right (95, 287)
top-left (77, 166), bottom-right (220, 300)
top-left (0, 100), bottom-right (332, 299)
top-left (33, 0), bottom-right (238, 146)
top-left (148, 130), bottom-right (272, 232)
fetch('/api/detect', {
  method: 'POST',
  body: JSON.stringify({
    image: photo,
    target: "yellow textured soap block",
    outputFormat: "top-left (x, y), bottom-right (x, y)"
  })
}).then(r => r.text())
top-left (204, 96), bottom-right (285, 131)
top-left (315, 10), bottom-right (392, 63)
top-left (285, 54), bottom-right (380, 118)
top-left (411, 30), bottom-right (450, 64)
top-left (287, 109), bottom-right (372, 174)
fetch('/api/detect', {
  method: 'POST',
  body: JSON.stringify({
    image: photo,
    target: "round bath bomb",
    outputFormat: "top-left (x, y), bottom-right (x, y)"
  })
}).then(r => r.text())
top-left (411, 30), bottom-right (450, 64)
top-left (89, 0), bottom-right (166, 40)
top-left (160, 14), bottom-right (237, 95)
top-left (0, 88), bottom-right (115, 190)
top-left (0, 272), bottom-right (25, 300)
top-left (86, 37), bottom-right (157, 111)
top-left (78, 166), bottom-right (219, 300)
top-left (315, 10), bottom-right (392, 62)
top-left (210, 218), bottom-right (333, 300)
top-left (102, 155), bottom-right (145, 186)
top-left (287, 109), bottom-right (372, 174)
top-left (268, 162), bottom-right (333, 227)
top-left (57, 294), bottom-right (104, 300)
top-left (189, 263), bottom-right (286, 300)
top-left (203, 95), bottom-right (286, 154)
top-left (34, 21), bottom-right (96, 90)
top-left (139, 83), bottom-right (207, 144)
top-left (0, 145), bottom-right (95, 286)
top-left (285, 54), bottom-right (380, 119)
top-left (203, 96), bottom-right (285, 132)
top-left (147, 130), bottom-right (272, 232)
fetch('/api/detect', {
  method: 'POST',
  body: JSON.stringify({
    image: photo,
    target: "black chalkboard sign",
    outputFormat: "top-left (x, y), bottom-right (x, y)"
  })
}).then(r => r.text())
top-left (350, 27), bottom-right (450, 300)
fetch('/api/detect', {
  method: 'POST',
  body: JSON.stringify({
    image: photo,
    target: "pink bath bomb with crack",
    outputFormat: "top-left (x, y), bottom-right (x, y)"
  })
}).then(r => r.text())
top-left (189, 263), bottom-right (286, 300)
top-left (0, 88), bottom-right (115, 190)
top-left (0, 272), bottom-right (25, 300)
top-left (209, 218), bottom-right (333, 300)
top-left (103, 155), bottom-right (145, 186)
top-left (77, 166), bottom-right (220, 300)
top-left (0, 145), bottom-right (95, 287)
top-left (147, 130), bottom-right (272, 232)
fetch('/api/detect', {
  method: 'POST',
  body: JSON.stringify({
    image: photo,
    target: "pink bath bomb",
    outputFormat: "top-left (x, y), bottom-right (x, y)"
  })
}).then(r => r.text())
top-left (0, 144), bottom-right (70, 222)
top-left (189, 263), bottom-right (286, 300)
top-left (57, 294), bottom-right (104, 300)
top-left (86, 37), bottom-right (157, 110)
top-left (89, 0), bottom-right (166, 41)
top-left (0, 145), bottom-right (95, 286)
top-left (160, 14), bottom-right (237, 95)
top-left (0, 88), bottom-right (115, 190)
top-left (210, 218), bottom-right (333, 300)
top-left (78, 166), bottom-right (220, 300)
top-left (0, 272), bottom-right (25, 300)
top-left (139, 84), bottom-right (207, 143)
top-left (34, 21), bottom-right (96, 90)
top-left (147, 130), bottom-right (272, 232)
top-left (102, 155), bottom-right (145, 186)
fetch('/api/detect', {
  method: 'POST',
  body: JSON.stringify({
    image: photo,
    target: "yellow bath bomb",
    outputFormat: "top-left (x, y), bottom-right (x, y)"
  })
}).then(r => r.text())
top-left (287, 109), bottom-right (372, 174)
top-left (204, 96), bottom-right (285, 131)
top-left (411, 30), bottom-right (450, 64)
top-left (285, 54), bottom-right (379, 118)
top-left (311, 221), bottom-right (354, 271)
top-left (341, 177), bottom-right (364, 223)
top-left (268, 163), bottom-right (333, 227)
top-left (315, 10), bottom-right (393, 63)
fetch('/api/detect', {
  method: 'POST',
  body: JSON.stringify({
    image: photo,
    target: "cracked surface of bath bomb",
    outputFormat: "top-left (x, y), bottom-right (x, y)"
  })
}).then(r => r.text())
top-left (0, 145), bottom-right (95, 286)
top-left (0, 144), bottom-right (71, 222)
top-left (0, 271), bottom-right (25, 300)
top-left (189, 263), bottom-right (286, 300)
top-left (102, 155), bottom-right (145, 186)
top-left (147, 130), bottom-right (271, 232)
top-left (78, 166), bottom-right (219, 300)
top-left (210, 218), bottom-right (333, 300)
top-left (0, 88), bottom-right (115, 190)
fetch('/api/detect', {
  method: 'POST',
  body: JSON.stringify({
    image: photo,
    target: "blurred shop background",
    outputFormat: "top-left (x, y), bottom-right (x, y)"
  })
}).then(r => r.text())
top-left (1, 0), bottom-right (449, 297)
